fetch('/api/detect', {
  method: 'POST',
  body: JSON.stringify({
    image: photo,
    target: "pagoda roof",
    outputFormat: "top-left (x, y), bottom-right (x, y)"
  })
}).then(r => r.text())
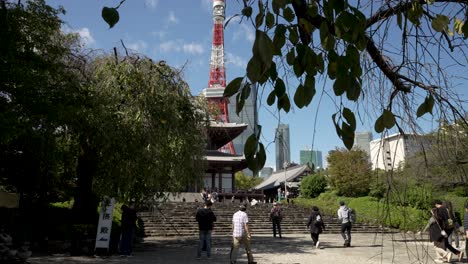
top-left (205, 150), bottom-right (247, 173)
top-left (207, 121), bottom-right (248, 150)
top-left (253, 164), bottom-right (311, 190)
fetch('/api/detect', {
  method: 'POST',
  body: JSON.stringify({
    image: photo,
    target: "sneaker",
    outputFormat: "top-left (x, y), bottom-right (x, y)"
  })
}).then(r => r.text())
top-left (444, 252), bottom-right (452, 262)
top-left (316, 241), bottom-right (320, 249)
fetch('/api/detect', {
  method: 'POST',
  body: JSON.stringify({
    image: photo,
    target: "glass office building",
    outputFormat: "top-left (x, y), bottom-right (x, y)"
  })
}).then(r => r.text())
top-left (299, 149), bottom-right (323, 169)
top-left (275, 124), bottom-right (290, 171)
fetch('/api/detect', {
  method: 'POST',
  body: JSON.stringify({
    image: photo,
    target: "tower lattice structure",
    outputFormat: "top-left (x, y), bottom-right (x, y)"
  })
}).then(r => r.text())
top-left (206, 0), bottom-right (235, 154)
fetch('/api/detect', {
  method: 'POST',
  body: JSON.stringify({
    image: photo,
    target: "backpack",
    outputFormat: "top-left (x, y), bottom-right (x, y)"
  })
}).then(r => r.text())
top-left (271, 208), bottom-right (281, 220)
top-left (314, 214), bottom-right (322, 225)
top-left (445, 209), bottom-right (454, 229)
top-left (348, 208), bottom-right (356, 223)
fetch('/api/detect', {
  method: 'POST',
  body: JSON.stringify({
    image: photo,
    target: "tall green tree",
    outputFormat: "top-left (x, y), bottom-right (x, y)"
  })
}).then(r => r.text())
top-left (75, 55), bottom-right (209, 209)
top-left (327, 148), bottom-right (372, 197)
top-left (1, 0), bottom-right (209, 225)
top-left (0, 0), bottom-right (81, 205)
top-left (235, 171), bottom-right (263, 190)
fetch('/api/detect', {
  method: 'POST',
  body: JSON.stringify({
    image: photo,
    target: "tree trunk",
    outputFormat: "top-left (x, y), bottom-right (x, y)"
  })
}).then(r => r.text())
top-left (72, 139), bottom-right (98, 224)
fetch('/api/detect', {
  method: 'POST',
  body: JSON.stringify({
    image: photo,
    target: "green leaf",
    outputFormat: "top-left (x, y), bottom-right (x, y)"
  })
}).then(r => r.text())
top-left (320, 21), bottom-right (335, 51)
top-left (267, 91), bottom-right (276, 106)
top-left (454, 18), bottom-right (464, 35)
top-left (374, 115), bottom-right (385, 133)
top-left (333, 75), bottom-right (347, 96)
top-left (236, 93), bottom-right (246, 115)
top-left (102, 7), bottom-right (119, 28)
top-left (342, 107), bottom-right (356, 130)
top-left (293, 59), bottom-right (304, 77)
top-left (241, 81), bottom-right (251, 100)
top-left (269, 62), bottom-right (278, 80)
top-left (462, 19), bottom-right (468, 39)
top-left (288, 27), bottom-right (299, 44)
top-left (346, 77), bottom-right (361, 101)
top-left (278, 94), bottom-right (291, 113)
top-left (341, 122), bottom-right (355, 150)
top-left (382, 110), bottom-right (396, 129)
top-left (244, 134), bottom-right (258, 157)
top-left (416, 95), bottom-right (435, 118)
top-left (283, 7), bottom-right (295, 22)
top-left (332, 113), bottom-right (342, 137)
top-left (266, 12), bottom-right (275, 29)
top-left (274, 78), bottom-right (286, 96)
top-left (242, 6), bottom-right (253, 17)
top-left (431, 15), bottom-right (449, 32)
top-left (397, 12), bottom-right (402, 30)
top-left (303, 75), bottom-right (316, 106)
top-left (247, 56), bottom-right (262, 83)
top-left (253, 30), bottom-right (274, 69)
top-left (224, 77), bottom-right (243, 97)
top-left (316, 53), bottom-right (325, 73)
top-left (294, 84), bottom-right (306, 108)
top-left (255, 12), bottom-right (264, 28)
top-left (327, 61), bottom-right (337, 79)
top-left (272, 0), bottom-right (281, 14)
top-left (257, 143), bottom-right (266, 169)
top-left (286, 49), bottom-right (295, 65)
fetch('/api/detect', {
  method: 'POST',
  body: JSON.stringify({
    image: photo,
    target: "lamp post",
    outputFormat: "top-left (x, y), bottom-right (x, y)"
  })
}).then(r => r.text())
top-left (283, 161), bottom-right (288, 201)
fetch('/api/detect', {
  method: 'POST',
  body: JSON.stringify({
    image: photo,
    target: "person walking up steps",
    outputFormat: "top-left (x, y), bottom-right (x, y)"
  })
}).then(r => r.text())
top-left (338, 201), bottom-right (354, 247)
top-left (269, 202), bottom-right (282, 238)
top-left (464, 201), bottom-right (468, 263)
top-left (307, 206), bottom-right (325, 248)
top-left (195, 200), bottom-right (217, 259)
top-left (230, 204), bottom-right (256, 264)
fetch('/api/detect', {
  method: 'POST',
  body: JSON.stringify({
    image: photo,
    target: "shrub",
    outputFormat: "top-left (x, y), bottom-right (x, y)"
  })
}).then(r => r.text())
top-left (300, 174), bottom-right (327, 198)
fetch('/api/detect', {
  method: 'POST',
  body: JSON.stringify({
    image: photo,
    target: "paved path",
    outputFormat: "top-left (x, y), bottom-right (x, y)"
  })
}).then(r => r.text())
top-left (28, 233), bottom-right (465, 264)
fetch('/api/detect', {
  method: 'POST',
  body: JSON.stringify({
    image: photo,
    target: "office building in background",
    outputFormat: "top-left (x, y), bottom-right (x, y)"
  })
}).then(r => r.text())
top-left (299, 149), bottom-right (323, 169)
top-left (354, 131), bottom-right (373, 158)
top-left (275, 124), bottom-right (291, 171)
top-left (228, 84), bottom-right (258, 175)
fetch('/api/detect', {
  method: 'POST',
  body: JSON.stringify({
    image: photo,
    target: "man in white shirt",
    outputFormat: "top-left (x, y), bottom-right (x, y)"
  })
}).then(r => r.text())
top-left (230, 204), bottom-right (256, 264)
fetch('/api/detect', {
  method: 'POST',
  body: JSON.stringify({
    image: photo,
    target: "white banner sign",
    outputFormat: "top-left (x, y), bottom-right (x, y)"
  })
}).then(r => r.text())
top-left (95, 197), bottom-right (115, 250)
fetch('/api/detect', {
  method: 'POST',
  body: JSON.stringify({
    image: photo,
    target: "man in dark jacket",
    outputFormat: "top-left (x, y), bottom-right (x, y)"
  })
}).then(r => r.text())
top-left (269, 202), bottom-right (282, 238)
top-left (195, 200), bottom-right (217, 259)
top-left (307, 206), bottom-right (325, 248)
top-left (120, 204), bottom-right (137, 256)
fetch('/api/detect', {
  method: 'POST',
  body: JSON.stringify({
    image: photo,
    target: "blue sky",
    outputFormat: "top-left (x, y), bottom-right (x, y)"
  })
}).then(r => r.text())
top-left (47, 0), bottom-right (466, 170)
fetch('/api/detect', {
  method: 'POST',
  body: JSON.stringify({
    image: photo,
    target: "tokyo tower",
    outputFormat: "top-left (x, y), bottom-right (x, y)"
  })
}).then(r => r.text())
top-left (202, 0), bottom-right (235, 154)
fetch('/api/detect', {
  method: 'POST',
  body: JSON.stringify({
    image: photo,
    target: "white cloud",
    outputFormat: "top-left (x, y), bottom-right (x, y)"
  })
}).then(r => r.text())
top-left (233, 23), bottom-right (255, 43)
top-left (127, 40), bottom-right (148, 53)
top-left (168, 11), bottom-right (179, 24)
top-left (150, 30), bottom-right (167, 39)
top-left (62, 26), bottom-right (95, 46)
top-left (201, 0), bottom-right (212, 12)
top-left (159, 40), bottom-right (180, 53)
top-left (226, 52), bottom-right (247, 68)
top-left (145, 0), bottom-right (159, 9)
top-left (183, 42), bottom-right (204, 55)
top-left (159, 40), bottom-right (205, 55)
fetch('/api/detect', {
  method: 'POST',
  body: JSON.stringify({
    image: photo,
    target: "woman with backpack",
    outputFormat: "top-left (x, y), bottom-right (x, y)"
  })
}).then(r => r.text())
top-left (307, 206), bottom-right (325, 248)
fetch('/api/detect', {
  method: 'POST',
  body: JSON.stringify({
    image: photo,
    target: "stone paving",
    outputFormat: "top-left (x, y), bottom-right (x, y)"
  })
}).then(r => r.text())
top-left (28, 233), bottom-right (466, 264)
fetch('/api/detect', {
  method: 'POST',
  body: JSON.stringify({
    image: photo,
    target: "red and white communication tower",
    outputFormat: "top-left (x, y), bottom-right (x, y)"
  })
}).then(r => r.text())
top-left (202, 0), bottom-right (235, 154)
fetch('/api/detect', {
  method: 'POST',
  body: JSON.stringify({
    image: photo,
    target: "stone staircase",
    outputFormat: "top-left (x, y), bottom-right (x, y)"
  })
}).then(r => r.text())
top-left (139, 202), bottom-right (392, 238)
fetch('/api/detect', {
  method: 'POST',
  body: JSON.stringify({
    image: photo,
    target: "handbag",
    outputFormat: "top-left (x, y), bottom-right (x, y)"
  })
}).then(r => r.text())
top-left (434, 217), bottom-right (448, 238)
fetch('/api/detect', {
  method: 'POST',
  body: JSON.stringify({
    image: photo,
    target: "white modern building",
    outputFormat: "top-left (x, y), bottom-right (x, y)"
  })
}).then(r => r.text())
top-left (370, 133), bottom-right (425, 171)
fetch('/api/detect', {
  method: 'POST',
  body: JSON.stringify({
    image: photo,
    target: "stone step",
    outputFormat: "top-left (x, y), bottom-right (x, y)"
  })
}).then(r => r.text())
top-left (138, 202), bottom-right (391, 239)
